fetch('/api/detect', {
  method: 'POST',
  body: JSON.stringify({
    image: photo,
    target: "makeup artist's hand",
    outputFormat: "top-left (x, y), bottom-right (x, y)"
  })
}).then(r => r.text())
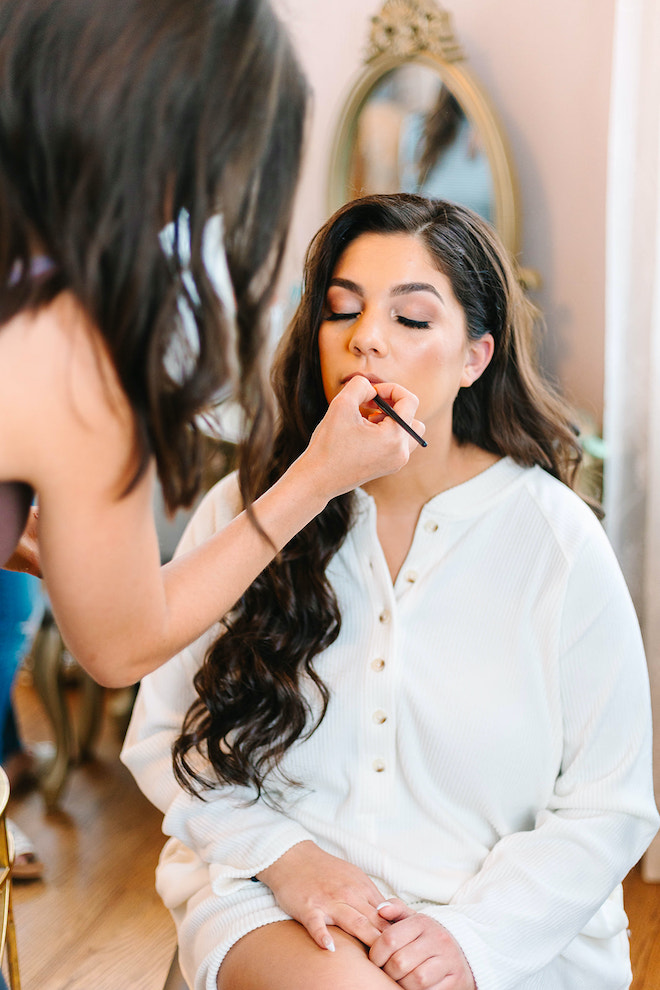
top-left (302, 376), bottom-right (424, 500)
top-left (256, 840), bottom-right (390, 952)
top-left (370, 900), bottom-right (476, 990)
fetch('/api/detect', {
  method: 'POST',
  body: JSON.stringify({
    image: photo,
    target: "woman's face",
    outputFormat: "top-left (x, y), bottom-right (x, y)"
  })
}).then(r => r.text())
top-left (318, 232), bottom-right (493, 439)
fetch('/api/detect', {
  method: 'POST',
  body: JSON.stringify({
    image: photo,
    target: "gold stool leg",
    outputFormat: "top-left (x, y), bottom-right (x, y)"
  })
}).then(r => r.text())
top-left (4, 890), bottom-right (20, 990)
top-left (76, 672), bottom-right (104, 762)
top-left (0, 770), bottom-right (20, 990)
top-left (30, 618), bottom-right (72, 811)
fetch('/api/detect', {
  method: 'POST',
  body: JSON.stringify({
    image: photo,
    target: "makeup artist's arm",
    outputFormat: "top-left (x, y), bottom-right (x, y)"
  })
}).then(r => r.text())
top-left (10, 299), bottom-right (421, 686)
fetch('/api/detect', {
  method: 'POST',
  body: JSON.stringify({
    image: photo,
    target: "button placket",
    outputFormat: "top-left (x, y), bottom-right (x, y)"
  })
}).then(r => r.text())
top-left (356, 500), bottom-right (396, 801)
top-left (366, 611), bottom-right (396, 793)
top-left (393, 510), bottom-right (440, 599)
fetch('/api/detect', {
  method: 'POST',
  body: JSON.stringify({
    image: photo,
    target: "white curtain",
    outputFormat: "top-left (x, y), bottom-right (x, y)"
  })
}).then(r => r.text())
top-left (604, 0), bottom-right (660, 880)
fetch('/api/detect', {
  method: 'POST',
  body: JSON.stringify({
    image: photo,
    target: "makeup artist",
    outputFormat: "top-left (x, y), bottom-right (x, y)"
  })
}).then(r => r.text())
top-left (124, 194), bottom-right (659, 990)
top-left (0, 0), bottom-right (421, 689)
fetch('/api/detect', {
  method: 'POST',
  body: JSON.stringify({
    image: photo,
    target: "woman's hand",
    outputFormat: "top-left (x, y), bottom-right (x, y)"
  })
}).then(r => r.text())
top-left (370, 900), bottom-right (476, 990)
top-left (301, 376), bottom-right (424, 501)
top-left (256, 840), bottom-right (390, 952)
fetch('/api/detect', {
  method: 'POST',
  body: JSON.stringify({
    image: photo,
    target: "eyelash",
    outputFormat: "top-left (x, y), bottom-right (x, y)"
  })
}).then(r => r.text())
top-left (325, 311), bottom-right (360, 322)
top-left (397, 315), bottom-right (430, 329)
top-left (325, 312), bottom-right (430, 330)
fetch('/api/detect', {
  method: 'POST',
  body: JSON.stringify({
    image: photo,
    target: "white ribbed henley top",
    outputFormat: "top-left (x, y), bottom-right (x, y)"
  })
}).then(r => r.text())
top-left (122, 457), bottom-right (659, 990)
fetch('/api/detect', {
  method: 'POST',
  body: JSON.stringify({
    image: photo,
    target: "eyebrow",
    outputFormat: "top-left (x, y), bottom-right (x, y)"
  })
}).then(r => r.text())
top-left (328, 277), bottom-right (442, 302)
top-left (391, 281), bottom-right (442, 301)
top-left (328, 277), bottom-right (362, 295)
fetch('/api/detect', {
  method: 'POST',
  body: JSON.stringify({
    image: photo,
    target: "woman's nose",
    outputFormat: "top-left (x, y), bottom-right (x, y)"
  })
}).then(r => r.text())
top-left (349, 311), bottom-right (388, 356)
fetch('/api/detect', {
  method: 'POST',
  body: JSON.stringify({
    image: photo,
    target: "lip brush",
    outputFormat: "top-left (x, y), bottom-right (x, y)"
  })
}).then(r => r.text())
top-left (372, 394), bottom-right (428, 448)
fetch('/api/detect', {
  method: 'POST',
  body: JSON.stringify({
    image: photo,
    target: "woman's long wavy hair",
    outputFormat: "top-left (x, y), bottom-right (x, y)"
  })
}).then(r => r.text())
top-left (0, 0), bottom-right (306, 510)
top-left (173, 194), bottom-right (584, 799)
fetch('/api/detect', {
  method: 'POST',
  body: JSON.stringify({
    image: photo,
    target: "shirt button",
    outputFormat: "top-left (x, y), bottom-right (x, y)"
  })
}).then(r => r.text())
top-left (372, 709), bottom-right (387, 724)
top-left (404, 570), bottom-right (418, 583)
top-left (424, 520), bottom-right (438, 533)
top-left (373, 759), bottom-right (386, 773)
top-left (370, 658), bottom-right (386, 672)
top-left (379, 609), bottom-right (391, 624)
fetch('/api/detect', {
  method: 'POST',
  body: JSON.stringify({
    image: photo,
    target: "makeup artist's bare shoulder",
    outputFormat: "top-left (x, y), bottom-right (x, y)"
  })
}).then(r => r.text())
top-left (0, 292), bottom-right (135, 487)
top-left (7, 292), bottom-right (127, 416)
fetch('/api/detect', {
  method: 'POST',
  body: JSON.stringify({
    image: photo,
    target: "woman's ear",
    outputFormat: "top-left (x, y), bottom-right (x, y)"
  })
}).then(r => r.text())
top-left (460, 333), bottom-right (494, 388)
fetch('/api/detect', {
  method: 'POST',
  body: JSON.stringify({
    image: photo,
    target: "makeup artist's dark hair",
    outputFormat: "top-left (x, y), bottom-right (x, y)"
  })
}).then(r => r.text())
top-left (0, 0), bottom-right (307, 510)
top-left (417, 88), bottom-right (464, 187)
top-left (173, 193), bottom-right (584, 799)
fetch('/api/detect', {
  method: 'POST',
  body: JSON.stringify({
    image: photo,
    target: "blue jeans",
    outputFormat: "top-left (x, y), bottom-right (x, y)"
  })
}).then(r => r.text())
top-left (0, 570), bottom-right (44, 762)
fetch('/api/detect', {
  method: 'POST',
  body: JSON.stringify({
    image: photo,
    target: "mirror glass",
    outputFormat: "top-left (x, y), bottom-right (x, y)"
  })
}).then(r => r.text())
top-left (347, 64), bottom-right (494, 225)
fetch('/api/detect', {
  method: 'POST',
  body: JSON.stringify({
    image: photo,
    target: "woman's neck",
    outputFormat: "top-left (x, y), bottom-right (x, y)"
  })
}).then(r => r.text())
top-left (363, 435), bottom-right (501, 583)
top-left (364, 430), bottom-right (498, 509)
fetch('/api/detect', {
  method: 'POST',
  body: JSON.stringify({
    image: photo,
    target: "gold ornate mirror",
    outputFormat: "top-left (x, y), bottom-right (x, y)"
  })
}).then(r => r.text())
top-left (328, 0), bottom-right (538, 287)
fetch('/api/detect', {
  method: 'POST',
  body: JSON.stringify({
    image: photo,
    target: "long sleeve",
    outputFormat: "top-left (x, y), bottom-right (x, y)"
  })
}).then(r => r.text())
top-left (420, 527), bottom-right (659, 990)
top-left (121, 474), bottom-right (315, 895)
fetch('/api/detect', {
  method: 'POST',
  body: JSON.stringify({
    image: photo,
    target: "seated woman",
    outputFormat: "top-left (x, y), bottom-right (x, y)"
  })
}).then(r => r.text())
top-left (122, 194), bottom-right (659, 990)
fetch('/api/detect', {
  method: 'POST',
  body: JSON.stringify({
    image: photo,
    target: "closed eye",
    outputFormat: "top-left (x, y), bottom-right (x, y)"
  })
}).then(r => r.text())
top-left (325, 311), bottom-right (361, 322)
top-left (397, 315), bottom-right (430, 329)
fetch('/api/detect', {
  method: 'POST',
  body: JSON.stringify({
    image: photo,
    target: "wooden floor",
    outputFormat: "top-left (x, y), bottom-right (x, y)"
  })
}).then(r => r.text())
top-left (8, 678), bottom-right (175, 990)
top-left (625, 864), bottom-right (660, 989)
top-left (5, 678), bottom-right (660, 989)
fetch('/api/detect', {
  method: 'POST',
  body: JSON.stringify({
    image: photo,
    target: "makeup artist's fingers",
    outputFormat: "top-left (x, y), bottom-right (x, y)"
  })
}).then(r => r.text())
top-left (373, 382), bottom-right (425, 438)
top-left (373, 381), bottom-right (420, 423)
top-left (300, 375), bottom-right (419, 496)
top-left (340, 373), bottom-right (380, 405)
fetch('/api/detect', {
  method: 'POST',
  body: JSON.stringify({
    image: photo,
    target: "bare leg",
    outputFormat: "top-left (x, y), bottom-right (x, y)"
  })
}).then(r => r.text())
top-left (218, 921), bottom-right (397, 990)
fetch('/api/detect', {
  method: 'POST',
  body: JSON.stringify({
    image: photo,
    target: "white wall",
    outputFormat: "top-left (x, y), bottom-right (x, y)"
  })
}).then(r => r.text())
top-left (274, 0), bottom-right (615, 425)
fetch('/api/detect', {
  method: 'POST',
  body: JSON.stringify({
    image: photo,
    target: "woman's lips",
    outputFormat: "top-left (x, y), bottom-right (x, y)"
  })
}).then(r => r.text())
top-left (340, 372), bottom-right (384, 386)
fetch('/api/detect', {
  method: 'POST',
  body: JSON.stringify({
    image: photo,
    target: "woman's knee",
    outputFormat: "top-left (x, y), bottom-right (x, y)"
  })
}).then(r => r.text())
top-left (217, 921), bottom-right (396, 990)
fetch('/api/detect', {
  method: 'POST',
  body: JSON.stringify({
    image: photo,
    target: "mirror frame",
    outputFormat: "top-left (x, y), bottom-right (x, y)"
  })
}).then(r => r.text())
top-left (328, 0), bottom-right (530, 277)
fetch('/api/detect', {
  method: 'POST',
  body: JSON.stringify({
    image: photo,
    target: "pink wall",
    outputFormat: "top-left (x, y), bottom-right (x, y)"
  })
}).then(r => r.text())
top-left (274, 0), bottom-right (616, 425)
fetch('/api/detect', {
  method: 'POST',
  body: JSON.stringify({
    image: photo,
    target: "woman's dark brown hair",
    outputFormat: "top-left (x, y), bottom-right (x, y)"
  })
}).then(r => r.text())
top-left (0, 0), bottom-right (307, 510)
top-left (174, 194), bottom-right (583, 799)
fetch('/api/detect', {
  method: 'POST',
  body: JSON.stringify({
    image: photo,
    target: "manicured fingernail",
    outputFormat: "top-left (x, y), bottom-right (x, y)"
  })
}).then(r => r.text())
top-left (323, 936), bottom-right (335, 952)
top-left (376, 901), bottom-right (391, 910)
